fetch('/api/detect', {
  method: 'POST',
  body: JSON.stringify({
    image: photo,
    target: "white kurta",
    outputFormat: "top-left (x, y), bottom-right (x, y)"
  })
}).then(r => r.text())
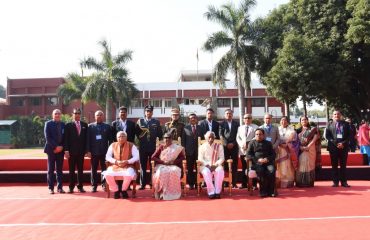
top-left (102, 143), bottom-right (139, 192)
top-left (198, 142), bottom-right (225, 195)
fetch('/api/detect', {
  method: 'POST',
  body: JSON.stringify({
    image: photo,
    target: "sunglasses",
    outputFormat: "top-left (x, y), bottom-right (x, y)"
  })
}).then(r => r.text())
top-left (244, 117), bottom-right (252, 119)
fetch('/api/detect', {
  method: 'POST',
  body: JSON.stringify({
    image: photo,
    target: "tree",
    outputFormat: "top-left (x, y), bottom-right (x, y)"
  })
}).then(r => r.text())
top-left (0, 84), bottom-right (5, 98)
top-left (81, 39), bottom-right (138, 123)
top-left (203, 0), bottom-right (258, 124)
top-left (57, 69), bottom-right (89, 120)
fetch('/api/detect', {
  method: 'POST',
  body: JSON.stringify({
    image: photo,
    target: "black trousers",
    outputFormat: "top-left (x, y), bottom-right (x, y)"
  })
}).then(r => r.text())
top-left (255, 164), bottom-right (275, 195)
top-left (68, 154), bottom-right (84, 190)
top-left (139, 150), bottom-right (154, 187)
top-left (47, 152), bottom-right (64, 190)
top-left (329, 148), bottom-right (349, 184)
top-left (90, 154), bottom-right (106, 187)
top-left (240, 155), bottom-right (248, 186)
top-left (223, 146), bottom-right (239, 185)
top-left (186, 153), bottom-right (197, 187)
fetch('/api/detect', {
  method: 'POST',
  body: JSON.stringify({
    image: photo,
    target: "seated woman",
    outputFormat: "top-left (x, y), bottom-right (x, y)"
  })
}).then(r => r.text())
top-left (296, 116), bottom-right (320, 187)
top-left (151, 132), bottom-right (185, 200)
top-left (276, 116), bottom-right (299, 188)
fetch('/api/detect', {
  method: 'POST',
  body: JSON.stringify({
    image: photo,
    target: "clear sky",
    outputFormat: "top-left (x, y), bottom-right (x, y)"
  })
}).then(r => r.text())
top-left (0, 0), bottom-right (289, 88)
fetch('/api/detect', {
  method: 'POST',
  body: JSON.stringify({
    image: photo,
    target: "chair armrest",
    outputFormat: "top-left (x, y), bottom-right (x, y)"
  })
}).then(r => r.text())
top-left (227, 159), bottom-right (232, 171)
top-left (182, 159), bottom-right (187, 170)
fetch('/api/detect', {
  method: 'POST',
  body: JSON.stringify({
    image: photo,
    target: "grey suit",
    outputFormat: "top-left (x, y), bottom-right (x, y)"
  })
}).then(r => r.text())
top-left (259, 124), bottom-right (280, 151)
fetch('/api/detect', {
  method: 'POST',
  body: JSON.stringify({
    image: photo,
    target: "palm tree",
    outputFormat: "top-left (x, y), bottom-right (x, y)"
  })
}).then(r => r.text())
top-left (203, 0), bottom-right (258, 124)
top-left (57, 69), bottom-right (89, 120)
top-left (81, 39), bottom-right (138, 123)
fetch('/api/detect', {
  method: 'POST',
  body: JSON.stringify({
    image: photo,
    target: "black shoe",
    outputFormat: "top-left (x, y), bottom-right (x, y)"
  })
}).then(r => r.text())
top-left (138, 186), bottom-right (146, 190)
top-left (259, 192), bottom-right (268, 198)
top-left (67, 188), bottom-right (74, 194)
top-left (91, 186), bottom-right (97, 192)
top-left (114, 191), bottom-right (120, 199)
top-left (78, 187), bottom-right (86, 193)
top-left (239, 184), bottom-right (247, 189)
top-left (232, 184), bottom-right (238, 189)
top-left (332, 183), bottom-right (339, 187)
top-left (208, 194), bottom-right (216, 199)
top-left (121, 191), bottom-right (129, 199)
top-left (57, 189), bottom-right (66, 194)
top-left (215, 194), bottom-right (221, 199)
top-left (341, 183), bottom-right (350, 188)
top-left (270, 192), bottom-right (278, 197)
top-left (49, 189), bottom-right (54, 194)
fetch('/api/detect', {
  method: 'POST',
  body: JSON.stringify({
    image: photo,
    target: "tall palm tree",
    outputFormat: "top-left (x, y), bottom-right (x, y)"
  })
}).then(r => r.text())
top-left (57, 69), bottom-right (89, 120)
top-left (81, 39), bottom-right (138, 123)
top-left (203, 0), bottom-right (258, 124)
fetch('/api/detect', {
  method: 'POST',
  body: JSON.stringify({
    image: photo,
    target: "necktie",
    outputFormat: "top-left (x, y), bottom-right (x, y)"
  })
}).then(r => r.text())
top-left (76, 121), bottom-right (81, 135)
top-left (56, 122), bottom-right (62, 144)
top-left (192, 125), bottom-right (196, 136)
top-left (245, 126), bottom-right (249, 137)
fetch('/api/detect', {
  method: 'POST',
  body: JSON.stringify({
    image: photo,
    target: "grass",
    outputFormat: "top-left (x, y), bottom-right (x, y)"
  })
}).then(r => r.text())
top-left (0, 148), bottom-right (45, 157)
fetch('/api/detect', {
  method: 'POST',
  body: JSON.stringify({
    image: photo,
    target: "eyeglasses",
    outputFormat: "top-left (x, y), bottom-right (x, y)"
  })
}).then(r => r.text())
top-left (73, 112), bottom-right (81, 115)
top-left (244, 117), bottom-right (251, 119)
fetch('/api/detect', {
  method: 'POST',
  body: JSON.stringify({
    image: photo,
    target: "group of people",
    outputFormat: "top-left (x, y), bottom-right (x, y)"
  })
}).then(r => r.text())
top-left (44, 105), bottom-right (354, 199)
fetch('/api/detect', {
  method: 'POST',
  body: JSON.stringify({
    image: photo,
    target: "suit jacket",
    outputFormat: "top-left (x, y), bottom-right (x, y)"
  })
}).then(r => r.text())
top-left (236, 124), bottom-right (258, 155)
top-left (259, 124), bottom-right (280, 150)
top-left (111, 119), bottom-right (136, 143)
top-left (44, 120), bottom-right (65, 154)
top-left (86, 122), bottom-right (113, 156)
top-left (199, 119), bottom-right (220, 139)
top-left (325, 120), bottom-right (350, 152)
top-left (219, 120), bottom-right (240, 147)
top-left (181, 124), bottom-right (202, 156)
top-left (135, 118), bottom-right (163, 152)
top-left (63, 121), bottom-right (88, 155)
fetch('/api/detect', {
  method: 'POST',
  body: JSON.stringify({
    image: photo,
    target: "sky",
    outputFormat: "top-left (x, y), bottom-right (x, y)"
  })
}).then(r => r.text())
top-left (0, 0), bottom-right (290, 88)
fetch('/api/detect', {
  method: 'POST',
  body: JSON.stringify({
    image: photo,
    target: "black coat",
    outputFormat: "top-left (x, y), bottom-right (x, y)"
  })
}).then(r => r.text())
top-left (63, 121), bottom-right (88, 155)
top-left (111, 119), bottom-right (136, 143)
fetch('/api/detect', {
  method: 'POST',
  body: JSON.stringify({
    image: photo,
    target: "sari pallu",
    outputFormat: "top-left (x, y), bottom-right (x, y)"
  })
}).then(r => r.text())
top-left (296, 127), bottom-right (318, 187)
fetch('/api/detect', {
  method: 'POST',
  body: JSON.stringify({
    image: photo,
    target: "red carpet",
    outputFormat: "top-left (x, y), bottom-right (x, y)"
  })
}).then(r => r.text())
top-left (1, 181), bottom-right (370, 240)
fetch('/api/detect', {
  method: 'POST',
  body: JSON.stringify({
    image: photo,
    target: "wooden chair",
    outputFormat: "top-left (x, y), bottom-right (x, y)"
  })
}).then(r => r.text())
top-left (105, 161), bottom-right (140, 198)
top-left (196, 137), bottom-right (233, 196)
top-left (246, 157), bottom-right (278, 196)
top-left (151, 137), bottom-right (188, 197)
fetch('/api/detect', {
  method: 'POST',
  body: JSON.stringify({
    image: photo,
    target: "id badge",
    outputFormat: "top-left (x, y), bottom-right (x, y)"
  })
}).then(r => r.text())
top-left (266, 137), bottom-right (272, 142)
top-left (336, 134), bottom-right (343, 139)
top-left (96, 135), bottom-right (102, 140)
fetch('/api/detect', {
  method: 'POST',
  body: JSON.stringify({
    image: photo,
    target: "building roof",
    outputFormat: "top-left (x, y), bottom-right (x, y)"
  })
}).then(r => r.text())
top-left (0, 120), bottom-right (17, 126)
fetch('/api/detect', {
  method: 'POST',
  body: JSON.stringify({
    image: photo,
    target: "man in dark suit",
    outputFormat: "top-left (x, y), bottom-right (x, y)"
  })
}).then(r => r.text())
top-left (86, 110), bottom-right (113, 192)
top-left (44, 109), bottom-right (65, 194)
top-left (325, 110), bottom-right (351, 187)
top-left (199, 108), bottom-right (220, 139)
top-left (135, 105), bottom-right (163, 190)
top-left (64, 108), bottom-right (88, 193)
top-left (182, 113), bottom-right (202, 189)
top-left (112, 106), bottom-right (136, 143)
top-left (219, 109), bottom-right (240, 188)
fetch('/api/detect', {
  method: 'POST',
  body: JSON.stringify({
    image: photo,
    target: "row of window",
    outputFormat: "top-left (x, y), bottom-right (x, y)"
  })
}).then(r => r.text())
top-left (11, 97), bottom-right (59, 107)
top-left (131, 98), bottom-right (266, 108)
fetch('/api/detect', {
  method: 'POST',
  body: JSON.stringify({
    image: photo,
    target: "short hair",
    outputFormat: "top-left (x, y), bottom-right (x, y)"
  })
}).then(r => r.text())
top-left (119, 106), bottom-right (128, 112)
top-left (52, 109), bottom-right (61, 115)
top-left (188, 113), bottom-right (197, 118)
top-left (280, 116), bottom-right (289, 123)
top-left (116, 131), bottom-right (127, 139)
top-left (72, 108), bottom-right (81, 114)
top-left (224, 108), bottom-right (233, 113)
top-left (255, 128), bottom-right (265, 135)
top-left (95, 110), bottom-right (104, 116)
top-left (206, 108), bottom-right (214, 113)
top-left (204, 131), bottom-right (215, 139)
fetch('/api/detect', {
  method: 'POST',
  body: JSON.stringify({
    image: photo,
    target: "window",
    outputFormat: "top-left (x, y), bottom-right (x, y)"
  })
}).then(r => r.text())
top-left (47, 97), bottom-right (58, 106)
top-left (131, 99), bottom-right (143, 108)
top-left (11, 98), bottom-right (24, 107)
top-left (251, 98), bottom-right (265, 107)
top-left (232, 98), bottom-right (239, 107)
top-left (164, 99), bottom-right (172, 108)
top-left (30, 97), bottom-right (41, 106)
top-left (149, 99), bottom-right (162, 108)
top-left (183, 98), bottom-right (203, 105)
top-left (217, 98), bottom-right (231, 107)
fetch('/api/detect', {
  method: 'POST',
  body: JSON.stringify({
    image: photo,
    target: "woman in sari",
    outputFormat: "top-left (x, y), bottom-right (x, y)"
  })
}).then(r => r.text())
top-left (296, 116), bottom-right (320, 187)
top-left (276, 116), bottom-right (299, 188)
top-left (151, 132), bottom-right (185, 200)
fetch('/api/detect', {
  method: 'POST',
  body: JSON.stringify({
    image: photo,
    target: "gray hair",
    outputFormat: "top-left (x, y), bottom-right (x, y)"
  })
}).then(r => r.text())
top-left (204, 131), bottom-right (215, 139)
top-left (116, 131), bottom-right (127, 139)
top-left (95, 110), bottom-right (104, 116)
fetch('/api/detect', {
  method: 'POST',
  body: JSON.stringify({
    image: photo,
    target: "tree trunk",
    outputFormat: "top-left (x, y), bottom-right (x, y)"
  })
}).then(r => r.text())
top-left (105, 98), bottom-right (112, 124)
top-left (81, 102), bottom-right (85, 122)
top-left (302, 98), bottom-right (307, 116)
top-left (284, 100), bottom-right (290, 120)
top-left (238, 82), bottom-right (246, 125)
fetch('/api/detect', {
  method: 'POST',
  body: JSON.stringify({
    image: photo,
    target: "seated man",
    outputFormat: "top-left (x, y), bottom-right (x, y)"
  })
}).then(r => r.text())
top-left (102, 131), bottom-right (139, 199)
top-left (246, 128), bottom-right (276, 198)
top-left (198, 131), bottom-right (225, 199)
top-left (151, 132), bottom-right (185, 200)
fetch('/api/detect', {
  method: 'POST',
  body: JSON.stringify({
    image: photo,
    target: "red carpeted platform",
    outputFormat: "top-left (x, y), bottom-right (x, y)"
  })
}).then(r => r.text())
top-left (0, 181), bottom-right (370, 240)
